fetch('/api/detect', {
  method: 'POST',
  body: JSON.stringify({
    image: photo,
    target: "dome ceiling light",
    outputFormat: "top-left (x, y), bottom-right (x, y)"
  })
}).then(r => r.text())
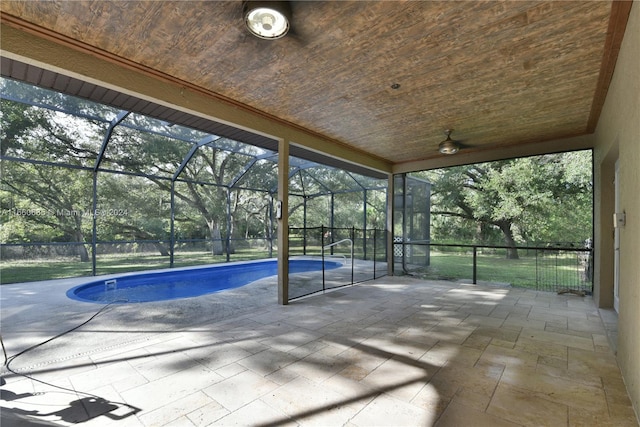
top-left (438, 129), bottom-right (460, 155)
top-left (243, 1), bottom-right (292, 40)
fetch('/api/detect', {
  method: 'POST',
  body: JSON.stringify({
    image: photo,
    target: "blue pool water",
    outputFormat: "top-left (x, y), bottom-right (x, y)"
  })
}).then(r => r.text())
top-left (67, 259), bottom-right (340, 304)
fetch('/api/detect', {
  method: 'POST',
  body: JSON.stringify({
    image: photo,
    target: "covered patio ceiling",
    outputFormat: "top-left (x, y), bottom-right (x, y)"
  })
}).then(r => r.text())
top-left (0, 1), bottom-right (633, 173)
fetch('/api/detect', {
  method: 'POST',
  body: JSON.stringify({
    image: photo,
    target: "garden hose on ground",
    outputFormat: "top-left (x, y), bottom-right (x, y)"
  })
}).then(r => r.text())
top-left (0, 300), bottom-right (136, 407)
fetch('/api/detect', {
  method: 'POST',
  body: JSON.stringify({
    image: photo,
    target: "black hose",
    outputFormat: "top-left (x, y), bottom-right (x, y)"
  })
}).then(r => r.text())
top-left (0, 299), bottom-right (135, 409)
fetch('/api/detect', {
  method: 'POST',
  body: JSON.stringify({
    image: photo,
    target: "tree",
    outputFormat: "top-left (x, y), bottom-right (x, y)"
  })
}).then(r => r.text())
top-left (420, 152), bottom-right (592, 259)
top-left (1, 162), bottom-right (93, 261)
top-left (1, 98), bottom-right (102, 260)
top-left (1, 78), bottom-right (385, 265)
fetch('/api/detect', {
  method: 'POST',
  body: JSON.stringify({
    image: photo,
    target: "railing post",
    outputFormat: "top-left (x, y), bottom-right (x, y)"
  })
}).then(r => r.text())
top-left (373, 228), bottom-right (377, 279)
top-left (170, 180), bottom-right (175, 268)
top-left (303, 198), bottom-right (307, 255)
top-left (351, 226), bottom-right (355, 285)
top-left (535, 249), bottom-right (539, 291)
top-left (321, 225), bottom-right (325, 291)
top-left (225, 188), bottom-right (231, 262)
top-left (473, 246), bottom-right (477, 285)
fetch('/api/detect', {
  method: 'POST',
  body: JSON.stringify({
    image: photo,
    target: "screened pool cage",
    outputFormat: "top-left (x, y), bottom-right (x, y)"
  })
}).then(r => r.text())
top-left (393, 174), bottom-right (432, 273)
top-left (0, 78), bottom-right (388, 284)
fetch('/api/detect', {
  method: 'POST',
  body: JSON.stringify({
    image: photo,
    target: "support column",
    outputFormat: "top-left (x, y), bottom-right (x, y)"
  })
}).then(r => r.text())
top-left (386, 173), bottom-right (394, 276)
top-left (225, 188), bottom-right (232, 262)
top-left (363, 189), bottom-right (368, 260)
top-left (170, 180), bottom-right (175, 267)
top-left (277, 139), bottom-right (290, 305)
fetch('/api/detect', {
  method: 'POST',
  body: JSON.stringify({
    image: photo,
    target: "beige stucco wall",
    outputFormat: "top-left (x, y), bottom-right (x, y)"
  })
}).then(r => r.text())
top-left (593, 1), bottom-right (640, 418)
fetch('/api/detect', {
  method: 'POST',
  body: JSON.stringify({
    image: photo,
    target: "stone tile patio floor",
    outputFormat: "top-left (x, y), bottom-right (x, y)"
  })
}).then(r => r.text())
top-left (1, 275), bottom-right (638, 426)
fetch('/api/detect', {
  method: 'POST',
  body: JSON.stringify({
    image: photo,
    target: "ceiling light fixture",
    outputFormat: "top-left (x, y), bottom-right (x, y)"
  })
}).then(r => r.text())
top-left (438, 129), bottom-right (460, 155)
top-left (243, 1), bottom-right (291, 40)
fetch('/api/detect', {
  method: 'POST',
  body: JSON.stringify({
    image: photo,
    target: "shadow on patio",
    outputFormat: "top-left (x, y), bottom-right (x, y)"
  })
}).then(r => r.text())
top-left (1, 275), bottom-right (637, 426)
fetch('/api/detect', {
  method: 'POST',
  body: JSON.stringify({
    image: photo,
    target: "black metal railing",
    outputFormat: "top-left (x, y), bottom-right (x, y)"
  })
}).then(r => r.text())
top-left (288, 226), bottom-right (388, 300)
top-left (396, 241), bottom-right (593, 293)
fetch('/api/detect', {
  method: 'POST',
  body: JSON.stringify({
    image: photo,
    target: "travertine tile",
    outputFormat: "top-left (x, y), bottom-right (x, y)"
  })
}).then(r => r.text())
top-left (186, 400), bottom-right (230, 426)
top-left (410, 382), bottom-right (451, 419)
top-left (568, 317), bottom-right (606, 334)
top-left (322, 371), bottom-right (377, 408)
top-left (478, 343), bottom-right (539, 370)
top-left (337, 345), bottom-right (390, 374)
top-left (202, 369), bottom-right (279, 412)
top-left (336, 364), bottom-right (370, 381)
top-left (130, 349), bottom-right (205, 382)
top-left (357, 334), bottom-right (431, 360)
top-left (460, 314), bottom-right (505, 328)
top-left (259, 328), bottom-right (324, 353)
top-left (162, 416), bottom-right (196, 427)
top-left (121, 365), bottom-right (223, 413)
top-left (236, 347), bottom-right (299, 376)
top-left (516, 297), bottom-right (550, 308)
top-left (568, 346), bottom-right (620, 378)
top-left (545, 324), bottom-right (594, 339)
top-left (502, 313), bottom-right (546, 330)
top-left (214, 362), bottom-right (247, 379)
top-left (458, 302), bottom-right (498, 316)
top-left (515, 335), bottom-right (568, 360)
top-left (211, 399), bottom-right (296, 426)
top-left (593, 333), bottom-right (612, 353)
top-left (490, 304), bottom-right (533, 320)
top-left (420, 342), bottom-right (482, 369)
top-left (3, 278), bottom-right (636, 427)
top-left (69, 360), bottom-right (144, 393)
top-left (261, 376), bottom-right (361, 425)
top-left (532, 305), bottom-right (589, 320)
top-left (462, 332), bottom-right (493, 350)
top-left (359, 356), bottom-right (432, 402)
top-left (284, 350), bottom-right (349, 382)
top-left (520, 327), bottom-right (594, 351)
top-left (537, 354), bottom-right (567, 370)
top-left (425, 362), bottom-right (502, 412)
top-left (350, 393), bottom-right (436, 427)
top-left (436, 400), bottom-right (520, 427)
top-left (186, 342), bottom-right (253, 372)
top-left (527, 310), bottom-right (569, 326)
top-left (138, 391), bottom-right (212, 426)
top-left (286, 338), bottom-right (330, 359)
top-left (469, 325), bottom-right (521, 343)
top-left (488, 383), bottom-right (568, 426)
top-left (569, 405), bottom-right (639, 427)
top-left (425, 323), bottom-right (476, 345)
top-left (500, 365), bottom-right (608, 413)
top-left (535, 362), bottom-right (603, 389)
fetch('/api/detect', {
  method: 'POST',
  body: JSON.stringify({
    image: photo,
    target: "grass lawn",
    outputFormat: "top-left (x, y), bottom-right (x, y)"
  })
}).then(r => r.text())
top-left (0, 248), bottom-right (275, 284)
top-left (417, 251), bottom-right (591, 291)
top-left (1, 248), bottom-right (591, 292)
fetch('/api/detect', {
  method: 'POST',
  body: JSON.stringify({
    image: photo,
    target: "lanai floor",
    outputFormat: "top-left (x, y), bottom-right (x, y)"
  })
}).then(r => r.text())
top-left (1, 272), bottom-right (637, 426)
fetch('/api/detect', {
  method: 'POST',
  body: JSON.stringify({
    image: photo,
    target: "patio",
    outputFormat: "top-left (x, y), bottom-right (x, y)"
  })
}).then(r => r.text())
top-left (1, 275), bottom-right (637, 426)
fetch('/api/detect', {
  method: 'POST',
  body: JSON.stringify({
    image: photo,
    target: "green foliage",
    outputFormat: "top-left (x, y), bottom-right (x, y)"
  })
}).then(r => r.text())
top-left (418, 151), bottom-right (593, 248)
top-left (1, 79), bottom-right (384, 270)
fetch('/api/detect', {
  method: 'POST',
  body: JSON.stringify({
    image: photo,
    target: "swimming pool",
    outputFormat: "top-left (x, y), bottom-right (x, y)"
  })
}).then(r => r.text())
top-left (67, 259), bottom-right (341, 304)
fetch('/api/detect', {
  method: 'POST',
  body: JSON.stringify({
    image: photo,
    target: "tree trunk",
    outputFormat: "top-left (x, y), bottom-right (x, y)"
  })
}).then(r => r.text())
top-left (73, 229), bottom-right (90, 262)
top-left (209, 222), bottom-right (224, 255)
top-left (153, 242), bottom-right (170, 257)
top-left (70, 214), bottom-right (90, 262)
top-left (498, 221), bottom-right (519, 259)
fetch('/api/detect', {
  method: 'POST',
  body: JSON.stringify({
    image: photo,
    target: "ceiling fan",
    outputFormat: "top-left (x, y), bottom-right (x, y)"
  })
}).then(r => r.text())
top-left (438, 129), bottom-right (467, 155)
